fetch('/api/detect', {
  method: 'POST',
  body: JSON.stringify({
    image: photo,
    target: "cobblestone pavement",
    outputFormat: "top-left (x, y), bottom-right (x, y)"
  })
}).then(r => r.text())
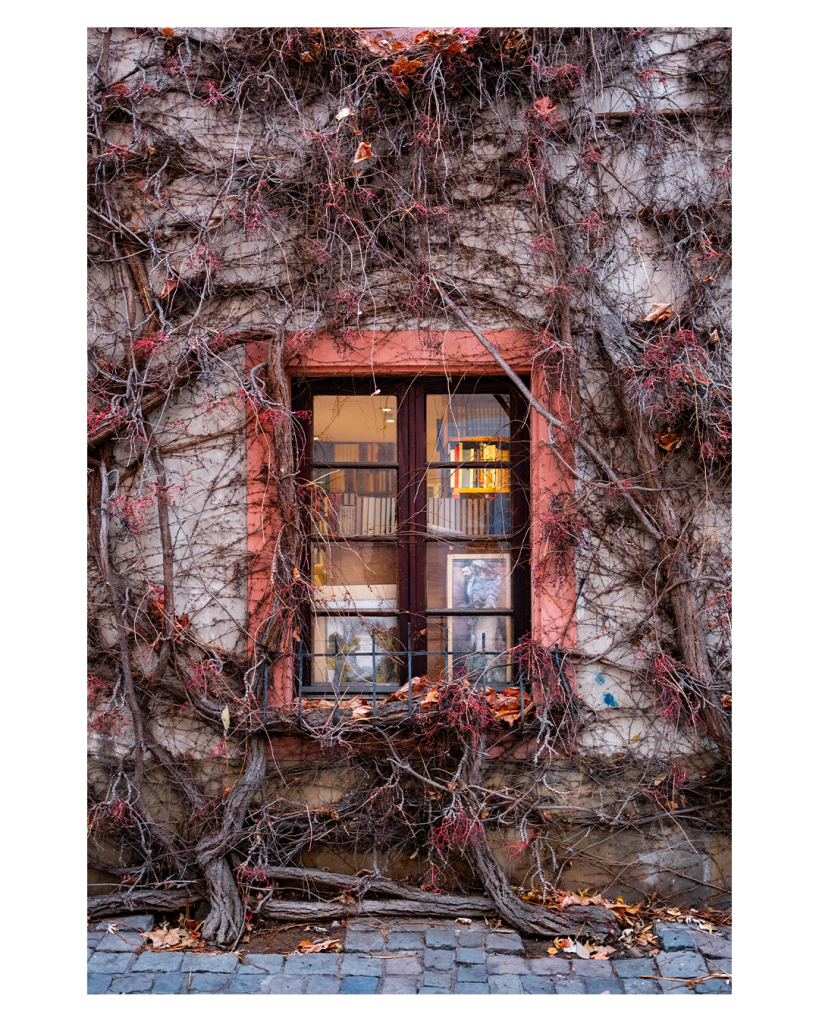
top-left (88, 915), bottom-right (731, 994)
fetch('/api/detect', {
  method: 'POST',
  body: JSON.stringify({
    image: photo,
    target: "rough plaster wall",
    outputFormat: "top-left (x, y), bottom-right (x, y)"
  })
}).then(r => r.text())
top-left (88, 27), bottom-right (730, 768)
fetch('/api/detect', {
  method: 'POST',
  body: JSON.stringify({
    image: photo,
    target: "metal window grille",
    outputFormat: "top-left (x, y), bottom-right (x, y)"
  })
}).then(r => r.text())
top-left (256, 624), bottom-right (572, 730)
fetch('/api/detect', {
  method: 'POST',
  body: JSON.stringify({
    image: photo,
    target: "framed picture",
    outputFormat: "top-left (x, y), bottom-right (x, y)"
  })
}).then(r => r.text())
top-left (445, 553), bottom-right (513, 685)
top-left (312, 615), bottom-right (399, 690)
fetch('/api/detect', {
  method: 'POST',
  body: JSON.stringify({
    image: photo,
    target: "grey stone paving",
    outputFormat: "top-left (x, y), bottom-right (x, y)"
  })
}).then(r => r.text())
top-left (87, 914), bottom-right (731, 994)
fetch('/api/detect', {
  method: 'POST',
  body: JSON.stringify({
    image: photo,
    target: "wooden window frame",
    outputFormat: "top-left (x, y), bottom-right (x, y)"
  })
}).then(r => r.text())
top-left (291, 375), bottom-right (531, 690)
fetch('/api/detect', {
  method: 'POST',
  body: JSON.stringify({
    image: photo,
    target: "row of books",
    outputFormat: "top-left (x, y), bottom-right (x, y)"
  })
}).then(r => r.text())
top-left (314, 441), bottom-right (396, 463)
top-left (427, 495), bottom-right (511, 536)
top-left (447, 442), bottom-right (508, 462)
top-left (315, 494), bottom-right (512, 537)
top-left (319, 494), bottom-right (397, 536)
top-left (318, 468), bottom-right (395, 494)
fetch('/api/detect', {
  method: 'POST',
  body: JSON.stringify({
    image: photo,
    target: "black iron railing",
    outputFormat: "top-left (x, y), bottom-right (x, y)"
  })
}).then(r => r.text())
top-left (256, 624), bottom-right (572, 731)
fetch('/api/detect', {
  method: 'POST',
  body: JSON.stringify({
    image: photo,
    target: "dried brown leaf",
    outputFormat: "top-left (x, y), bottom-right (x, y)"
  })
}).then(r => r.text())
top-left (353, 142), bottom-right (374, 164)
top-left (643, 301), bottom-right (676, 323)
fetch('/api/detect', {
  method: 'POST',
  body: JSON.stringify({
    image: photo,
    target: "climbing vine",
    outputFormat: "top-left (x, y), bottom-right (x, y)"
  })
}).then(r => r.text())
top-left (88, 26), bottom-right (731, 944)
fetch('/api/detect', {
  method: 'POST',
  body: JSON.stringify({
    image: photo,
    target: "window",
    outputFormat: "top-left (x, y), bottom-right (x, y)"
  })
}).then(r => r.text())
top-left (293, 377), bottom-right (530, 695)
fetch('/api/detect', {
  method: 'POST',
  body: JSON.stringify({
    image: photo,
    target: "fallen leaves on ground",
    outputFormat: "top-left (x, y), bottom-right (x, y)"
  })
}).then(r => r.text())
top-left (293, 937), bottom-right (343, 954)
top-left (515, 884), bottom-right (729, 956)
top-left (142, 920), bottom-right (205, 950)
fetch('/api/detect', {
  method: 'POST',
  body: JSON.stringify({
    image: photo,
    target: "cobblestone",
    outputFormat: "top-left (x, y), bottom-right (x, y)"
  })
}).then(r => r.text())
top-left (423, 970), bottom-right (453, 989)
top-left (694, 977), bottom-right (731, 994)
top-left (623, 978), bottom-right (662, 994)
top-left (654, 922), bottom-right (697, 952)
top-left (87, 952), bottom-right (136, 974)
top-left (585, 978), bottom-right (624, 994)
top-left (87, 915), bottom-right (730, 996)
top-left (658, 979), bottom-right (696, 995)
top-left (457, 964), bottom-right (488, 983)
top-left (187, 973), bottom-right (230, 993)
top-left (521, 976), bottom-right (555, 994)
top-left (387, 932), bottom-right (424, 950)
top-left (110, 974), bottom-right (154, 993)
top-left (455, 946), bottom-right (484, 964)
top-left (486, 954), bottom-right (530, 974)
top-left (237, 953), bottom-right (284, 974)
top-left (153, 974), bottom-right (184, 994)
top-left (228, 975), bottom-right (266, 994)
top-left (262, 975), bottom-right (307, 994)
top-left (341, 976), bottom-right (379, 993)
top-left (181, 952), bottom-right (238, 973)
top-left (345, 929), bottom-right (386, 952)
top-left (529, 957), bottom-right (573, 976)
top-left (424, 948), bottom-right (454, 971)
top-left (132, 952), bottom-right (184, 972)
top-left (656, 951), bottom-right (709, 978)
top-left (485, 932), bottom-right (524, 953)
top-left (694, 931), bottom-right (733, 958)
top-left (382, 978), bottom-right (418, 994)
top-left (87, 974), bottom-right (112, 994)
top-left (426, 928), bottom-right (457, 949)
top-left (286, 953), bottom-right (342, 975)
top-left (339, 954), bottom-right (384, 977)
top-left (489, 975), bottom-right (524, 994)
top-left (611, 957), bottom-right (656, 978)
top-left (555, 979), bottom-right (587, 994)
top-left (306, 975), bottom-right (341, 994)
top-left (384, 955), bottom-right (422, 976)
top-left (95, 931), bottom-right (145, 953)
top-left (570, 959), bottom-right (614, 978)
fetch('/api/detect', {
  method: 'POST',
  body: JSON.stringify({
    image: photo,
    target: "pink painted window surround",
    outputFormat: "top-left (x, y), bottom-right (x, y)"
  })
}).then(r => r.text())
top-left (246, 331), bottom-right (575, 705)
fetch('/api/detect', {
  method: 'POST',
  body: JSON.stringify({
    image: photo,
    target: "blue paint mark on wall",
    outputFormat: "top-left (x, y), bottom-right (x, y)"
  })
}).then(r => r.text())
top-left (595, 674), bottom-right (606, 686)
top-left (603, 692), bottom-right (618, 707)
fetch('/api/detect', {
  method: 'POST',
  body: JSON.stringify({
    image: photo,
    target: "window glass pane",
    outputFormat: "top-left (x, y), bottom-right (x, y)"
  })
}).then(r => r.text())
top-left (426, 468), bottom-right (510, 537)
top-left (311, 468), bottom-right (397, 536)
top-left (426, 393), bottom-right (511, 462)
top-left (312, 542), bottom-right (397, 610)
top-left (312, 615), bottom-right (400, 689)
top-left (314, 395), bottom-right (397, 462)
top-left (427, 616), bottom-right (514, 686)
top-left (426, 542), bottom-right (513, 610)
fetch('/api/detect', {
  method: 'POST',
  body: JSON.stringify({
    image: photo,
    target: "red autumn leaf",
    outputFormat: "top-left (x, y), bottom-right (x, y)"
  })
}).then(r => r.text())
top-left (534, 96), bottom-right (557, 116)
top-left (159, 274), bottom-right (178, 299)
